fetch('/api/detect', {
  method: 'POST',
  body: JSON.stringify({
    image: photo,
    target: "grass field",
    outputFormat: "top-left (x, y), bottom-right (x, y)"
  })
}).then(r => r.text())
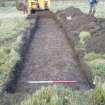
top-left (0, 7), bottom-right (28, 88)
top-left (0, 7), bottom-right (24, 19)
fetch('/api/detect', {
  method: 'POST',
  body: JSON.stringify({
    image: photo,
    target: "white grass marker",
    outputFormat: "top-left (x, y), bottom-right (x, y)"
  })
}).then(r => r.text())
top-left (27, 81), bottom-right (77, 84)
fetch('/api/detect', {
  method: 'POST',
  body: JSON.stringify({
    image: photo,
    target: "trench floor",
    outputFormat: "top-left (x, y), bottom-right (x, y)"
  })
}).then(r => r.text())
top-left (16, 17), bottom-right (90, 94)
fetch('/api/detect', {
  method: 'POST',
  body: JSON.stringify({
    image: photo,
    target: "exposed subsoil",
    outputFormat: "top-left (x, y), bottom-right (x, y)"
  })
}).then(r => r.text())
top-left (15, 12), bottom-right (90, 94)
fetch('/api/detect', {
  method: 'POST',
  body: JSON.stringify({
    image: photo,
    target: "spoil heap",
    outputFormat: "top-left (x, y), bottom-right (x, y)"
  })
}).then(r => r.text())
top-left (57, 7), bottom-right (105, 53)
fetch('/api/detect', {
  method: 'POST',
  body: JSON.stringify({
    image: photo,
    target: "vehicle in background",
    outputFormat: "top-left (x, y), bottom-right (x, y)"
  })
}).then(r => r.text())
top-left (28, 0), bottom-right (50, 13)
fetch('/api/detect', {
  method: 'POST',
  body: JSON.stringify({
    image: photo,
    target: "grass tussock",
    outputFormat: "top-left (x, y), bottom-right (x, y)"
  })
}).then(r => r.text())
top-left (90, 87), bottom-right (105, 105)
top-left (20, 86), bottom-right (91, 105)
top-left (85, 52), bottom-right (105, 61)
top-left (85, 52), bottom-right (105, 77)
top-left (20, 86), bottom-right (105, 105)
top-left (78, 31), bottom-right (91, 48)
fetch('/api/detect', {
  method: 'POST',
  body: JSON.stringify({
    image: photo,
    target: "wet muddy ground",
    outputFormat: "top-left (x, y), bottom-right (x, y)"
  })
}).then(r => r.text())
top-left (15, 15), bottom-right (90, 94)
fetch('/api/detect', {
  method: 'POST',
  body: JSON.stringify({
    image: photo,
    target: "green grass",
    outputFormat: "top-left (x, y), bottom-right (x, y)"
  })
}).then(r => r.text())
top-left (0, 7), bottom-right (20, 14)
top-left (89, 59), bottom-right (105, 77)
top-left (85, 52), bottom-right (105, 61)
top-left (78, 31), bottom-right (91, 48)
top-left (20, 86), bottom-right (92, 105)
top-left (0, 18), bottom-right (25, 39)
top-left (0, 7), bottom-right (24, 20)
top-left (50, 1), bottom-right (89, 13)
top-left (0, 86), bottom-right (105, 105)
top-left (85, 52), bottom-right (105, 77)
top-left (90, 87), bottom-right (105, 105)
top-left (0, 7), bottom-right (28, 87)
top-left (19, 86), bottom-right (105, 105)
top-left (0, 92), bottom-right (18, 105)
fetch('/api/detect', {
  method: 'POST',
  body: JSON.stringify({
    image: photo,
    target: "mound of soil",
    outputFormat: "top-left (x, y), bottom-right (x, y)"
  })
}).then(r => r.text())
top-left (86, 30), bottom-right (105, 53)
top-left (86, 18), bottom-right (105, 53)
top-left (57, 7), bottom-right (83, 18)
top-left (57, 7), bottom-right (105, 53)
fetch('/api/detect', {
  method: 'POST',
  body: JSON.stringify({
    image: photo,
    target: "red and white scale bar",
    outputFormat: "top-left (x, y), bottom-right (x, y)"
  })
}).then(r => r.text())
top-left (27, 81), bottom-right (77, 84)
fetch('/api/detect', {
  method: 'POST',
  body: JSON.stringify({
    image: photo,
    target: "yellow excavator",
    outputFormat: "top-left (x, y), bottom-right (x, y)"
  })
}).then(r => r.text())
top-left (28, 0), bottom-right (50, 13)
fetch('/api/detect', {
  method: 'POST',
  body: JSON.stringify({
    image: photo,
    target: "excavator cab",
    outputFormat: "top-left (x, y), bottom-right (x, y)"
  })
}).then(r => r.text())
top-left (31, 1), bottom-right (39, 9)
top-left (28, 0), bottom-right (50, 13)
top-left (28, 0), bottom-right (39, 13)
top-left (38, 0), bottom-right (49, 10)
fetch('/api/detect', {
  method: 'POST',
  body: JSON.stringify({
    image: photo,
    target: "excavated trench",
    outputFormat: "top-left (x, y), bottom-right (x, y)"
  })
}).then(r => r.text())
top-left (6, 12), bottom-right (91, 95)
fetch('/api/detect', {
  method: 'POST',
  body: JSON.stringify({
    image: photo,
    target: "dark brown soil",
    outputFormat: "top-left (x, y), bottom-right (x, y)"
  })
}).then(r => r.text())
top-left (86, 19), bottom-right (105, 53)
top-left (57, 7), bottom-right (105, 54)
top-left (15, 13), bottom-right (90, 94)
top-left (86, 32), bottom-right (105, 53)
